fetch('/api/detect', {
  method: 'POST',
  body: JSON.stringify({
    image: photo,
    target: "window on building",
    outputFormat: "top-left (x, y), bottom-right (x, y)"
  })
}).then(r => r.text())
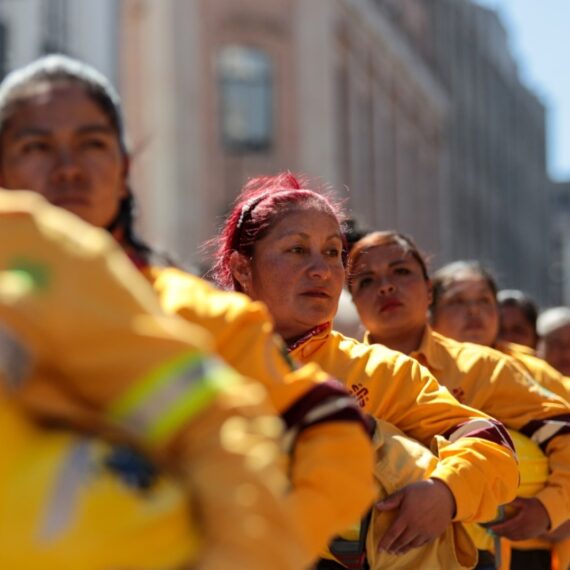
top-left (218, 45), bottom-right (273, 152)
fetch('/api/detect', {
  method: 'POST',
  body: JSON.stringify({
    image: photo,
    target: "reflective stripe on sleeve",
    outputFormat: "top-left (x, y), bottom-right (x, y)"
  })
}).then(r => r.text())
top-left (444, 418), bottom-right (516, 454)
top-left (520, 414), bottom-right (570, 451)
top-left (109, 352), bottom-right (241, 445)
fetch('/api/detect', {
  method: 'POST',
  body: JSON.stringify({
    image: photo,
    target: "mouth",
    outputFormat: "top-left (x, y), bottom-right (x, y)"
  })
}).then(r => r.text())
top-left (464, 321), bottom-right (484, 331)
top-left (379, 299), bottom-right (403, 313)
top-left (301, 289), bottom-right (332, 300)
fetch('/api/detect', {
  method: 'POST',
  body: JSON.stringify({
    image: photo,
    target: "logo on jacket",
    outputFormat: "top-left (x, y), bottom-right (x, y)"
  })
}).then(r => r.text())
top-left (350, 383), bottom-right (369, 408)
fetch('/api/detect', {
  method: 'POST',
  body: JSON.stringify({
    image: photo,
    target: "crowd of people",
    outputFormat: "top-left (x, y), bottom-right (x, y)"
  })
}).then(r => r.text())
top-left (0, 54), bottom-right (569, 570)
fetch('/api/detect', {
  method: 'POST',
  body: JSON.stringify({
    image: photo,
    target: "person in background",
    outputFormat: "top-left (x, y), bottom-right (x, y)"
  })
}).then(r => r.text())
top-left (348, 231), bottom-right (570, 570)
top-left (0, 54), bottom-right (376, 564)
top-left (537, 307), bottom-right (570, 378)
top-left (0, 189), bottom-right (305, 570)
top-left (212, 173), bottom-right (520, 570)
top-left (497, 289), bottom-right (539, 350)
top-left (430, 260), bottom-right (570, 570)
top-left (432, 263), bottom-right (570, 403)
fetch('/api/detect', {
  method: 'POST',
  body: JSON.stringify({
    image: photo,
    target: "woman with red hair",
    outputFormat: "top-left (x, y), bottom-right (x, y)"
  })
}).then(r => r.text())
top-left (211, 172), bottom-right (520, 569)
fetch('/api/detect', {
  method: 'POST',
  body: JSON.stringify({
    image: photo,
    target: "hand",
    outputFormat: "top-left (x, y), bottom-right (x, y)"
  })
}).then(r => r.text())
top-left (540, 518), bottom-right (570, 543)
top-left (376, 478), bottom-right (456, 555)
top-left (489, 497), bottom-right (550, 541)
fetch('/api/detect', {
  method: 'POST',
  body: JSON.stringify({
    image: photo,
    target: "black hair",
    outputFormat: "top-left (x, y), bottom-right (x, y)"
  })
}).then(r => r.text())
top-left (497, 289), bottom-right (538, 330)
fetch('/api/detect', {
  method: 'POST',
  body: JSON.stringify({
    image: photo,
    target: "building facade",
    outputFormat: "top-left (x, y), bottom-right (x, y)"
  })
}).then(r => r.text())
top-left (0, 0), bottom-right (119, 81)
top-left (0, 0), bottom-right (560, 305)
top-left (378, 0), bottom-right (554, 304)
top-left (550, 181), bottom-right (570, 306)
top-left (120, 0), bottom-right (449, 269)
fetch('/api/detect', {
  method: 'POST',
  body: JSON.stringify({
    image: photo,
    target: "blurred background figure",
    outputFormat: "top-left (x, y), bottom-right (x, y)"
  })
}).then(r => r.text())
top-left (537, 307), bottom-right (570, 377)
top-left (497, 289), bottom-right (539, 350)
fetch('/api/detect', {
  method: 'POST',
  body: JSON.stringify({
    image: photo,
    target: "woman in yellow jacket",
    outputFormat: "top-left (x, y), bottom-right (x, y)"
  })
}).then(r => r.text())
top-left (209, 172), bottom-right (521, 569)
top-left (0, 189), bottom-right (306, 570)
top-left (0, 54), bottom-right (376, 563)
top-left (347, 231), bottom-right (570, 570)
top-left (430, 260), bottom-right (570, 570)
top-left (496, 289), bottom-right (539, 350)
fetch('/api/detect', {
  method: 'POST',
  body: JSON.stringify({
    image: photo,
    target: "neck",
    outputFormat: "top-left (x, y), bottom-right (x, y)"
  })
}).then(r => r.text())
top-left (370, 324), bottom-right (426, 355)
top-left (283, 322), bottom-right (329, 351)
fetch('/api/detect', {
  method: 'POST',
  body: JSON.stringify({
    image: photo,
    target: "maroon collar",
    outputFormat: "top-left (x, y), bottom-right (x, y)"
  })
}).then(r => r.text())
top-left (287, 322), bottom-right (330, 352)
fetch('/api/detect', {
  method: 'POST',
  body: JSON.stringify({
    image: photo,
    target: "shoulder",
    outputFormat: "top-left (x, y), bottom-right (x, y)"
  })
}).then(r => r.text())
top-left (150, 267), bottom-right (275, 331)
top-left (331, 329), bottom-right (424, 378)
top-left (432, 331), bottom-right (508, 371)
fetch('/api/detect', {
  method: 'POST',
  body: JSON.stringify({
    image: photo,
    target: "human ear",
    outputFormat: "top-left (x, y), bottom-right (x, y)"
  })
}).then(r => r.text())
top-left (229, 251), bottom-right (252, 293)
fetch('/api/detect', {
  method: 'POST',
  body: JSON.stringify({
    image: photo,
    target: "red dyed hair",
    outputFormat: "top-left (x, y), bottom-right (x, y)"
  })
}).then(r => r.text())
top-left (209, 172), bottom-right (347, 291)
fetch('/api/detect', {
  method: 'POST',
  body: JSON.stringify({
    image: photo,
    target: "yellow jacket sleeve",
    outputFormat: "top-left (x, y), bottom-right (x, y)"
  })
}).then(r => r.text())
top-left (366, 353), bottom-right (518, 524)
top-left (148, 267), bottom-right (376, 558)
top-left (292, 330), bottom-right (519, 524)
top-left (467, 355), bottom-right (570, 530)
top-left (0, 191), bottom-right (306, 570)
top-left (418, 332), bottom-right (570, 532)
top-left (499, 341), bottom-right (570, 403)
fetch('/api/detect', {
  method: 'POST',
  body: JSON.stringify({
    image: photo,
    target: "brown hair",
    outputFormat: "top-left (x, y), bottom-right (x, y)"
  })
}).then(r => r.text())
top-left (347, 230), bottom-right (429, 292)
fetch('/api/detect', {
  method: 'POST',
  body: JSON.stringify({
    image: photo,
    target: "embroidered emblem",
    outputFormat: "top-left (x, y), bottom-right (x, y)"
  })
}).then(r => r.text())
top-left (351, 382), bottom-right (370, 408)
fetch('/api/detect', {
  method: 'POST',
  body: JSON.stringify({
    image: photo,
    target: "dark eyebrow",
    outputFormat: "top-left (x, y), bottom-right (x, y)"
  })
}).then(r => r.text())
top-left (11, 123), bottom-right (115, 141)
top-left (11, 127), bottom-right (50, 140)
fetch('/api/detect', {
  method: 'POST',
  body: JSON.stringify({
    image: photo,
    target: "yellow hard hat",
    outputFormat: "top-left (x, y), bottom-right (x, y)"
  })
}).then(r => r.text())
top-left (508, 429), bottom-right (548, 497)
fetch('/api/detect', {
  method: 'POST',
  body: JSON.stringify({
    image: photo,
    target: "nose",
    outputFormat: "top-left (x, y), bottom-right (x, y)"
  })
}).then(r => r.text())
top-left (376, 278), bottom-right (396, 296)
top-left (465, 300), bottom-right (481, 316)
top-left (308, 254), bottom-right (332, 280)
top-left (51, 148), bottom-right (83, 183)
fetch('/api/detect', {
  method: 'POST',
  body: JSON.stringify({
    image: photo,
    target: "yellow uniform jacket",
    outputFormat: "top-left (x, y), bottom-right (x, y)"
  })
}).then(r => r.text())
top-left (497, 340), bottom-right (570, 402)
top-left (0, 190), bottom-right (305, 570)
top-left (141, 265), bottom-right (376, 558)
top-left (496, 341), bottom-right (570, 558)
top-left (290, 322), bottom-right (519, 524)
top-left (410, 327), bottom-right (570, 531)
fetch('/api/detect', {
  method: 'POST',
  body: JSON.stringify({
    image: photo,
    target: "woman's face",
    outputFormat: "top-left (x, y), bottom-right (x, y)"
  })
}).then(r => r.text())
top-left (350, 243), bottom-right (431, 342)
top-left (235, 206), bottom-right (345, 342)
top-left (498, 304), bottom-right (537, 349)
top-left (539, 325), bottom-right (570, 377)
top-left (431, 273), bottom-right (499, 347)
top-left (0, 83), bottom-right (127, 228)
